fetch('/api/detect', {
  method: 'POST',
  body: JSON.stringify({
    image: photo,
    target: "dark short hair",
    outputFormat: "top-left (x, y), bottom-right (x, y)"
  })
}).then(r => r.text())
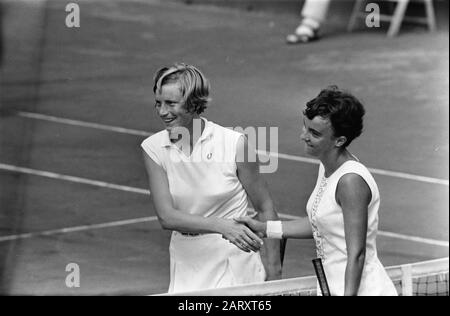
top-left (303, 86), bottom-right (365, 147)
top-left (153, 63), bottom-right (211, 114)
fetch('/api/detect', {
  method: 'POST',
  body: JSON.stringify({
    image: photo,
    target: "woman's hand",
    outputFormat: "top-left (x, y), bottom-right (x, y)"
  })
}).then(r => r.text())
top-left (234, 216), bottom-right (266, 238)
top-left (218, 219), bottom-right (264, 253)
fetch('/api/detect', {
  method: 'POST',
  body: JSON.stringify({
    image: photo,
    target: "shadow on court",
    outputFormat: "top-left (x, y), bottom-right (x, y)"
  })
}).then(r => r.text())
top-left (0, 0), bottom-right (48, 293)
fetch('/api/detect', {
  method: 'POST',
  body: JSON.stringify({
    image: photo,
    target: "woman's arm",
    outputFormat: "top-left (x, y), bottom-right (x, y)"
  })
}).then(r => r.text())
top-left (234, 131), bottom-right (312, 240)
top-left (142, 151), bottom-right (263, 253)
top-left (280, 218), bottom-right (313, 239)
top-left (235, 136), bottom-right (282, 279)
top-left (235, 217), bottom-right (313, 239)
top-left (336, 173), bottom-right (370, 296)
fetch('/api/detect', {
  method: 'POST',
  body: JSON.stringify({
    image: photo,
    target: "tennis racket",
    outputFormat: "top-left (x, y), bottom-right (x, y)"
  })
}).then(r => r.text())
top-left (312, 258), bottom-right (331, 296)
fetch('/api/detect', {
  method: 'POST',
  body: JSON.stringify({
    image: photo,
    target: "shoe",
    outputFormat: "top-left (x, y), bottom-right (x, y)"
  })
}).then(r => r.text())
top-left (286, 22), bottom-right (320, 44)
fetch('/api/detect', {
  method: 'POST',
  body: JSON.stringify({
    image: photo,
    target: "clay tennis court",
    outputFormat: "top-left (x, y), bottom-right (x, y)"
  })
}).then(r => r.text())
top-left (0, 0), bottom-right (448, 295)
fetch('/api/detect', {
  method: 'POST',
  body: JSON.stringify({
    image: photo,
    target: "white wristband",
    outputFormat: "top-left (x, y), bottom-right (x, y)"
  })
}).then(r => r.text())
top-left (266, 221), bottom-right (283, 239)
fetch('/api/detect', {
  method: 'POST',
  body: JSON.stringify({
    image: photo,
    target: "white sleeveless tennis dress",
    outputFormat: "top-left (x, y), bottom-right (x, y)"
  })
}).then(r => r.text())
top-left (306, 160), bottom-right (397, 296)
top-left (141, 118), bottom-right (265, 293)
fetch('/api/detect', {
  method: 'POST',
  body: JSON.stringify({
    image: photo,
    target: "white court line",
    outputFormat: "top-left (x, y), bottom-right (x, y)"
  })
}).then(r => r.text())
top-left (17, 111), bottom-right (152, 137)
top-left (0, 163), bottom-right (149, 195)
top-left (259, 152), bottom-right (450, 187)
top-left (16, 111), bottom-right (449, 186)
top-left (0, 162), bottom-right (448, 247)
top-left (0, 216), bottom-right (159, 243)
top-left (278, 213), bottom-right (449, 248)
top-left (377, 231), bottom-right (450, 248)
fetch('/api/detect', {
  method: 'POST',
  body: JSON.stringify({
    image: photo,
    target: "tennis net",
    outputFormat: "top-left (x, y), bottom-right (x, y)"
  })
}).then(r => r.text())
top-left (155, 257), bottom-right (448, 296)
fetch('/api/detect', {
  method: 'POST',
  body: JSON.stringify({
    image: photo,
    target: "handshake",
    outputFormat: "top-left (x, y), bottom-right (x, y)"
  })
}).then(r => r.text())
top-left (220, 216), bottom-right (283, 253)
top-left (224, 216), bottom-right (284, 281)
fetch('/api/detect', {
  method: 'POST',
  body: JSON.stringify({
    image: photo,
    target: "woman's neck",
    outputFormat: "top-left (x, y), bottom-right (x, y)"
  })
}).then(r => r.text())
top-left (187, 116), bottom-right (204, 147)
top-left (170, 116), bottom-right (205, 149)
top-left (321, 149), bottom-right (353, 178)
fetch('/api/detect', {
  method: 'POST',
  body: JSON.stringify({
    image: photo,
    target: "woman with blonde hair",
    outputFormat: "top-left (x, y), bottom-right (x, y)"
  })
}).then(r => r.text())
top-left (142, 63), bottom-right (281, 293)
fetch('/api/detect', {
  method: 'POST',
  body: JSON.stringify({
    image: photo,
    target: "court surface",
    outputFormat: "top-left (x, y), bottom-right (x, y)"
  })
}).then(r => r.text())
top-left (0, 0), bottom-right (448, 295)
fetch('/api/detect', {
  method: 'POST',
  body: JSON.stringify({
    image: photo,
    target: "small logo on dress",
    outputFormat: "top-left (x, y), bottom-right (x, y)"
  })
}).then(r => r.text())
top-left (207, 153), bottom-right (212, 160)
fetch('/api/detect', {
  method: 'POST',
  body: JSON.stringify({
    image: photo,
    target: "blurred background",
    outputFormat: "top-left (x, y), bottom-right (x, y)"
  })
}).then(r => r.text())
top-left (0, 0), bottom-right (448, 295)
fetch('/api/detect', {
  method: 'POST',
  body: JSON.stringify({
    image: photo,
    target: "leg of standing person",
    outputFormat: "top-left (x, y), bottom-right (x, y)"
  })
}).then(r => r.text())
top-left (286, 0), bottom-right (331, 44)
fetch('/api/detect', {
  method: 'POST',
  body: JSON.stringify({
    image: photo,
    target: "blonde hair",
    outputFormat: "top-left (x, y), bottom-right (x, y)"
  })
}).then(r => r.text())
top-left (153, 63), bottom-right (211, 114)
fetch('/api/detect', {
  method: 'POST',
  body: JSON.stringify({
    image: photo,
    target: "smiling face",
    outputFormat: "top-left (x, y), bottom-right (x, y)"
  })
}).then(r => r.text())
top-left (301, 116), bottom-right (344, 158)
top-left (154, 82), bottom-right (196, 131)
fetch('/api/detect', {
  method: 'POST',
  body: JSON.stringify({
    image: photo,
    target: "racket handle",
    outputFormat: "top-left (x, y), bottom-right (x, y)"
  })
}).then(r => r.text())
top-left (312, 258), bottom-right (331, 296)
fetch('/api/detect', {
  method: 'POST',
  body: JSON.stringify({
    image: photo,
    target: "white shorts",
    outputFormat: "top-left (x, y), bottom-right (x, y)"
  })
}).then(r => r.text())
top-left (168, 231), bottom-right (266, 294)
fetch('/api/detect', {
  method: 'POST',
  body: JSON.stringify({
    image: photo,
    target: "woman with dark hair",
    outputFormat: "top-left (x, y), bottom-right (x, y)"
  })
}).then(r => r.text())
top-left (237, 86), bottom-right (397, 296)
top-left (141, 63), bottom-right (281, 293)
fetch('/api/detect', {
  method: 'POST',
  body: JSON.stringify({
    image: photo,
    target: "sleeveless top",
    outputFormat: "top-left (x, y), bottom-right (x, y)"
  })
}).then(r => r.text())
top-left (306, 160), bottom-right (397, 296)
top-left (141, 117), bottom-right (249, 219)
